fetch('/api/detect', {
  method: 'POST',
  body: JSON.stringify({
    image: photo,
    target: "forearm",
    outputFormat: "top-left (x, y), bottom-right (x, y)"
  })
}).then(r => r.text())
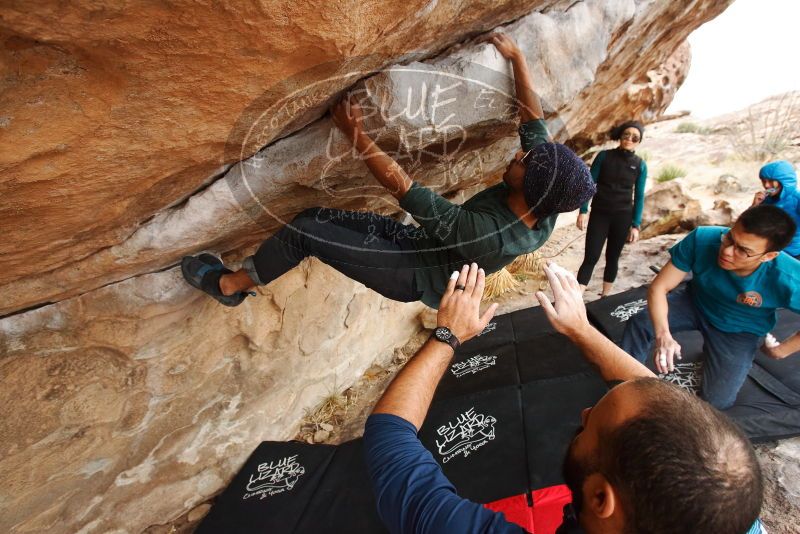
top-left (632, 168), bottom-right (647, 227)
top-left (582, 153), bottom-right (603, 214)
top-left (372, 339), bottom-right (454, 430)
top-left (569, 324), bottom-right (654, 382)
top-left (510, 53), bottom-right (543, 122)
top-left (355, 131), bottom-right (413, 200)
top-left (776, 331), bottom-right (800, 357)
top-left (647, 283), bottom-right (672, 337)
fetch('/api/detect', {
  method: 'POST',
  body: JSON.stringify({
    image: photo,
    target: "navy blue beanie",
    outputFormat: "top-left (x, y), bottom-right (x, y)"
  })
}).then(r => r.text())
top-left (523, 143), bottom-right (596, 218)
top-left (610, 120), bottom-right (645, 141)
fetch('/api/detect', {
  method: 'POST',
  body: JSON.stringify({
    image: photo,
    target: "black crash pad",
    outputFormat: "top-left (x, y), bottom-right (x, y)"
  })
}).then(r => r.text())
top-left (586, 286), bottom-right (800, 441)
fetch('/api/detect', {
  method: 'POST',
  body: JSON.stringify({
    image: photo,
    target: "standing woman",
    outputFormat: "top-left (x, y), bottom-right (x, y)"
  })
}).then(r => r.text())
top-left (576, 120), bottom-right (648, 296)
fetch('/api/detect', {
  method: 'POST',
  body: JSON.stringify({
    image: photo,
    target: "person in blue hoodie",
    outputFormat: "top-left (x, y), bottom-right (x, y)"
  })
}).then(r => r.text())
top-left (752, 160), bottom-right (800, 258)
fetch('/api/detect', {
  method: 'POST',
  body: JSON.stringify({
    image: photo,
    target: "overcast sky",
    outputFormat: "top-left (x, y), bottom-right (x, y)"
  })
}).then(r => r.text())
top-left (666, 0), bottom-right (799, 119)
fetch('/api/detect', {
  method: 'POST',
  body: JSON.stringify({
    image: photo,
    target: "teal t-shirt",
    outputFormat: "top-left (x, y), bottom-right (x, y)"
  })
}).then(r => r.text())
top-left (399, 119), bottom-right (555, 308)
top-left (670, 226), bottom-right (800, 335)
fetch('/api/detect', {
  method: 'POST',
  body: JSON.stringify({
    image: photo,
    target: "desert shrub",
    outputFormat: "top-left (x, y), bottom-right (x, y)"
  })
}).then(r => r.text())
top-left (656, 164), bottom-right (687, 182)
top-left (725, 92), bottom-right (799, 161)
top-left (675, 122), bottom-right (712, 134)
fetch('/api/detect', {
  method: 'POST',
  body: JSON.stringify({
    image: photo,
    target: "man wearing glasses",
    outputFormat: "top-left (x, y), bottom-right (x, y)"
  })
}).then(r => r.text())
top-left (180, 34), bottom-right (595, 309)
top-left (621, 204), bottom-right (800, 409)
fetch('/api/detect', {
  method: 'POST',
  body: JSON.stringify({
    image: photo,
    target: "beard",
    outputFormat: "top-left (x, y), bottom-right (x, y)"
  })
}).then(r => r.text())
top-left (562, 434), bottom-right (599, 516)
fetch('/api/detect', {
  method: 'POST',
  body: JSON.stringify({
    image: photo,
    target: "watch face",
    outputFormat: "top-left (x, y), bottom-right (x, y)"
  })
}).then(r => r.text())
top-left (435, 327), bottom-right (452, 341)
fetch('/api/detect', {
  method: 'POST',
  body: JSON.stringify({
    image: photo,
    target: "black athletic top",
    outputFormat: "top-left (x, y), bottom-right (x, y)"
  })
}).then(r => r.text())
top-left (579, 148), bottom-right (647, 227)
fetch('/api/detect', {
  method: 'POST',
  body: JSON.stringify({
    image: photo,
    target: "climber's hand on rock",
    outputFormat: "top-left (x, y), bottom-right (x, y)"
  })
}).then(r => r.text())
top-left (438, 263), bottom-right (498, 343)
top-left (483, 32), bottom-right (522, 61)
top-left (331, 95), bottom-right (363, 141)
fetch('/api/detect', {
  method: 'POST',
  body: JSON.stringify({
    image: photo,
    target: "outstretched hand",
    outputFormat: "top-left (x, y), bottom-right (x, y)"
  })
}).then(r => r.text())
top-left (437, 263), bottom-right (499, 343)
top-left (331, 94), bottom-right (364, 142)
top-left (761, 335), bottom-right (789, 360)
top-left (482, 32), bottom-right (522, 61)
top-left (535, 262), bottom-right (590, 337)
top-left (653, 334), bottom-right (682, 373)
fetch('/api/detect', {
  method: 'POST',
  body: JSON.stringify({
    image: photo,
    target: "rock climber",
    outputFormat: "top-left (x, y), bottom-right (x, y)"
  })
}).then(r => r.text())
top-left (180, 33), bottom-right (595, 308)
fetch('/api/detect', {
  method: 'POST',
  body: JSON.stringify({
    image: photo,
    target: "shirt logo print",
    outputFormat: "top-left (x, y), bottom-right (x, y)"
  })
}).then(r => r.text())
top-left (737, 291), bottom-right (763, 307)
top-left (436, 407), bottom-right (496, 463)
top-left (243, 454), bottom-right (305, 500)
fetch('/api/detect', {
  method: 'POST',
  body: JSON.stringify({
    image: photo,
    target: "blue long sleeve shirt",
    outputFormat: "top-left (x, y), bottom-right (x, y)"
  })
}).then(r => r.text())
top-left (363, 413), bottom-right (525, 534)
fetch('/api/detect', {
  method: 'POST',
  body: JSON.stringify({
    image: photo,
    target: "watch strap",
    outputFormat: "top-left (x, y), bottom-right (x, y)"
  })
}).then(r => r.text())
top-left (431, 327), bottom-right (460, 351)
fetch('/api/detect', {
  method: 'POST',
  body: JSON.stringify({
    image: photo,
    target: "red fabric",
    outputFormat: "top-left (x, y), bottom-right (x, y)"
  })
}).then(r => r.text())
top-left (531, 485), bottom-right (573, 534)
top-left (484, 493), bottom-right (534, 532)
top-left (484, 485), bottom-right (573, 534)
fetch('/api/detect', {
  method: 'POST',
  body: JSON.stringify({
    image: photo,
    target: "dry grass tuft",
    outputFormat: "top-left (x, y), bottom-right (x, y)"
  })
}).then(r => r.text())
top-left (297, 386), bottom-right (358, 443)
top-left (506, 251), bottom-right (544, 278)
top-left (483, 268), bottom-right (520, 299)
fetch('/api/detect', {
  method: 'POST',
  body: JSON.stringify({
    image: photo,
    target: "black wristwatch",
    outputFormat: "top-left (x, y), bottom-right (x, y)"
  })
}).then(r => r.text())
top-left (431, 326), bottom-right (460, 351)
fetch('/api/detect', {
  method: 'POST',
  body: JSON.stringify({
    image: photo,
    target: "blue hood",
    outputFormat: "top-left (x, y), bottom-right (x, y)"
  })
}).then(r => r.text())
top-left (759, 160), bottom-right (800, 255)
top-left (759, 160), bottom-right (797, 198)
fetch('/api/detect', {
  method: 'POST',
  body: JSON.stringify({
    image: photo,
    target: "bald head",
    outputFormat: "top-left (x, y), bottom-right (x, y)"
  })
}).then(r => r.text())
top-left (600, 378), bottom-right (762, 534)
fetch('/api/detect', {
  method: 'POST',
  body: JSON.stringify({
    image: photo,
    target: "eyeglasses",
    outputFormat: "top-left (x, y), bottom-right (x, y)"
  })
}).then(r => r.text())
top-left (720, 230), bottom-right (767, 259)
top-left (621, 132), bottom-right (640, 142)
top-left (514, 148), bottom-right (535, 167)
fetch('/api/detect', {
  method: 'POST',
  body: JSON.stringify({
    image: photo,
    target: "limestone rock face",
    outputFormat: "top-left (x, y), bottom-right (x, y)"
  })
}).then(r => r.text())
top-left (697, 199), bottom-right (736, 227)
top-left (0, 259), bottom-right (424, 533)
top-left (715, 173), bottom-right (745, 195)
top-left (629, 42), bottom-right (692, 124)
top-left (640, 179), bottom-right (703, 239)
top-left (1, 0), bottom-right (553, 298)
top-left (0, 1), bottom-right (734, 532)
top-left (757, 438), bottom-right (800, 534)
top-left (1, 0), bottom-right (724, 316)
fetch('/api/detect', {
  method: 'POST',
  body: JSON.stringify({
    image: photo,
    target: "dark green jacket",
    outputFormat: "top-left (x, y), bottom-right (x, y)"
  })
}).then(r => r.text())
top-left (400, 120), bottom-right (555, 308)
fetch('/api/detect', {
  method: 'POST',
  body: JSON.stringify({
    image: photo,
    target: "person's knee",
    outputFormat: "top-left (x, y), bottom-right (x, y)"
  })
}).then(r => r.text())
top-left (583, 249), bottom-right (602, 265)
top-left (286, 207), bottom-right (331, 240)
top-left (629, 309), bottom-right (650, 331)
top-left (292, 207), bottom-right (324, 225)
top-left (702, 388), bottom-right (737, 410)
top-left (621, 313), bottom-right (652, 359)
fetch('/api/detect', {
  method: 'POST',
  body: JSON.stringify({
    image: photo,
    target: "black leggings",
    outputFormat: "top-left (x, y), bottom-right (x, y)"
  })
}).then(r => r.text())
top-left (577, 209), bottom-right (632, 286)
top-left (244, 207), bottom-right (424, 302)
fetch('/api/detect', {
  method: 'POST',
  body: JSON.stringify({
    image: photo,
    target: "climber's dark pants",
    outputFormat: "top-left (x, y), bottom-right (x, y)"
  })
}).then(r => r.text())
top-left (243, 207), bottom-right (424, 302)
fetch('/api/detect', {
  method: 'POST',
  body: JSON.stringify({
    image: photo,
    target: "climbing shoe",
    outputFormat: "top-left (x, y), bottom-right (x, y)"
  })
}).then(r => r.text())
top-left (181, 253), bottom-right (255, 307)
